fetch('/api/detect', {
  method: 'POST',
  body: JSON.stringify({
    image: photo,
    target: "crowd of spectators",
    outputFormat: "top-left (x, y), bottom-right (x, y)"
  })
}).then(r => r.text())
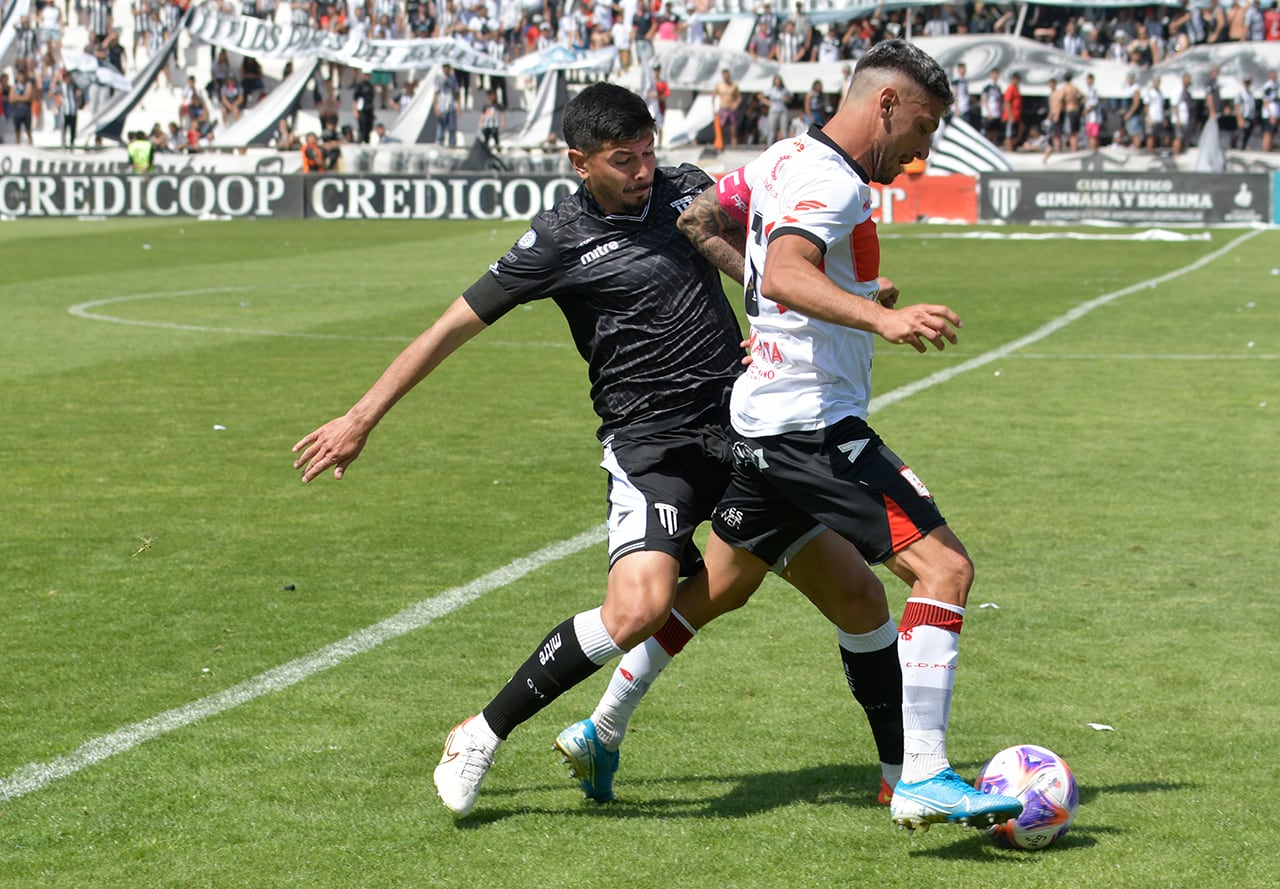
top-left (2, 0), bottom-right (1279, 153)
top-left (708, 0), bottom-right (1280, 152)
top-left (1, 0), bottom-right (189, 145)
top-left (975, 62), bottom-right (1280, 156)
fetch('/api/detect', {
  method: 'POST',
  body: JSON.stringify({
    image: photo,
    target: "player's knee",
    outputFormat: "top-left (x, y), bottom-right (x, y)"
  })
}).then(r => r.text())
top-left (606, 604), bottom-right (671, 650)
top-left (953, 551), bottom-right (975, 598)
top-left (925, 546), bottom-right (974, 604)
top-left (826, 574), bottom-right (890, 632)
top-left (602, 586), bottom-right (675, 649)
top-left (604, 551), bottom-right (681, 647)
top-left (706, 573), bottom-right (756, 617)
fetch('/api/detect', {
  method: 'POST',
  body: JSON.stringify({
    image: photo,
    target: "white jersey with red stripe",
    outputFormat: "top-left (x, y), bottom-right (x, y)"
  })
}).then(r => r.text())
top-left (717, 127), bottom-right (881, 438)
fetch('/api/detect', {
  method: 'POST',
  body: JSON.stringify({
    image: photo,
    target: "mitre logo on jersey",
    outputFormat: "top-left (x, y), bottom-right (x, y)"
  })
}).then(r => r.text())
top-left (580, 240), bottom-right (621, 265)
top-left (670, 194), bottom-right (695, 213)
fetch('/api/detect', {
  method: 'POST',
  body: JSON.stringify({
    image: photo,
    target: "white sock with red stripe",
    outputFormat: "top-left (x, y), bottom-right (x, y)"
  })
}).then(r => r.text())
top-left (590, 610), bottom-right (695, 751)
top-left (898, 597), bottom-right (964, 784)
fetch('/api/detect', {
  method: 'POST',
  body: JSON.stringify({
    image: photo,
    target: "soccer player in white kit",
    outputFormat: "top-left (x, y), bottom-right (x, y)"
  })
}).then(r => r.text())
top-left (716, 39), bottom-right (1021, 832)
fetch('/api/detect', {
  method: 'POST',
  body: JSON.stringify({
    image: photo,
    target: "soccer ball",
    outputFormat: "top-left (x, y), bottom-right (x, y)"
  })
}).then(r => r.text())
top-left (974, 744), bottom-right (1079, 850)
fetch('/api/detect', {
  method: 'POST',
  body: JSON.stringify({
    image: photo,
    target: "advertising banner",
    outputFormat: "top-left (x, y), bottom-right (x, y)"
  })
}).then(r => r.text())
top-left (303, 174), bottom-right (580, 220)
top-left (8, 171), bottom-right (1266, 224)
top-left (870, 175), bottom-right (977, 224)
top-left (980, 173), bottom-right (1272, 226)
top-left (0, 172), bottom-right (302, 218)
top-left (1274, 172), bottom-right (1280, 225)
top-left (0, 173), bottom-right (581, 220)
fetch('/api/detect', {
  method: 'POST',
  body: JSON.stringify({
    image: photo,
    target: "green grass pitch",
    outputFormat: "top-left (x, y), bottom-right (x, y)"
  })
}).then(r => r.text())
top-left (1, 218), bottom-right (1277, 888)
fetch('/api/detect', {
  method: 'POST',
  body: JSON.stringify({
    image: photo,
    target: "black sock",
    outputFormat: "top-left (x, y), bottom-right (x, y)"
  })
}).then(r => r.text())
top-left (839, 640), bottom-right (904, 766)
top-left (481, 617), bottom-right (604, 740)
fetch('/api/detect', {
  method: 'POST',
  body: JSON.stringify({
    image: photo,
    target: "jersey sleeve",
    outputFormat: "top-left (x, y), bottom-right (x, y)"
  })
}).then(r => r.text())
top-left (715, 166), bottom-right (751, 227)
top-left (462, 217), bottom-right (563, 325)
top-left (668, 162), bottom-right (715, 197)
top-left (764, 158), bottom-right (869, 257)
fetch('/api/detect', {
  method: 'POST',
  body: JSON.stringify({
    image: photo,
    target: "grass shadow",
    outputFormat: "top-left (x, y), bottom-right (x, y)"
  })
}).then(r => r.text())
top-left (450, 769), bottom-right (1194, 841)
top-left (899, 779), bottom-right (1189, 861)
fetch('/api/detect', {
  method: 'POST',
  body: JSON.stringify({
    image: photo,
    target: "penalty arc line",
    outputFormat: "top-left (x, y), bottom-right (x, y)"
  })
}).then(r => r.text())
top-left (2, 228), bottom-right (1260, 803)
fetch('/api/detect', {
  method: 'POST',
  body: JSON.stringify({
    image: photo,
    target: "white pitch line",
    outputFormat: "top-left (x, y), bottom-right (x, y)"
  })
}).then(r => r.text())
top-left (1010, 352), bottom-right (1279, 361)
top-left (0, 526), bottom-right (605, 804)
top-left (68, 288), bottom-right (410, 343)
top-left (877, 352), bottom-right (1279, 361)
top-left (870, 228), bottom-right (1264, 413)
top-left (7, 228), bottom-right (1261, 803)
top-left (68, 289), bottom-right (570, 348)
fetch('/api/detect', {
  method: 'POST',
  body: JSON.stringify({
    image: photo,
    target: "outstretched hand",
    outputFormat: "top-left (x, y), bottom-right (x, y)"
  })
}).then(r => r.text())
top-left (292, 416), bottom-right (370, 483)
top-left (879, 303), bottom-right (962, 353)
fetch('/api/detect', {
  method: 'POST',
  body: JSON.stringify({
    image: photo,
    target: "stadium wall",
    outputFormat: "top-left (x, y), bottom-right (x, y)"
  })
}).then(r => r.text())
top-left (2, 171), bottom-right (1273, 224)
top-left (0, 172), bottom-right (983, 222)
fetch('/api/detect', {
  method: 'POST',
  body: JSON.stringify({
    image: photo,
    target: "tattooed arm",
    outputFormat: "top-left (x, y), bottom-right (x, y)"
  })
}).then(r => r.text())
top-left (676, 185), bottom-right (748, 285)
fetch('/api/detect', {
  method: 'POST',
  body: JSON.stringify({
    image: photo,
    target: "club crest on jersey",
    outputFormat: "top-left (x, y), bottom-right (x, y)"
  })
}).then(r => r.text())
top-left (580, 240), bottom-right (621, 265)
top-left (670, 194), bottom-right (696, 213)
top-left (653, 502), bottom-right (680, 535)
top-left (517, 229), bottom-right (537, 249)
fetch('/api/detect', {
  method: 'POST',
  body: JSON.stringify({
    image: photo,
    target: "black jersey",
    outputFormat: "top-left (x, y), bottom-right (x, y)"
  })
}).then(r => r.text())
top-left (463, 164), bottom-right (744, 441)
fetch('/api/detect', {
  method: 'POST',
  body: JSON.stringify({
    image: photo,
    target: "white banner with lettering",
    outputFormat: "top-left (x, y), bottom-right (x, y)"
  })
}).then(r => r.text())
top-left (185, 5), bottom-right (506, 74)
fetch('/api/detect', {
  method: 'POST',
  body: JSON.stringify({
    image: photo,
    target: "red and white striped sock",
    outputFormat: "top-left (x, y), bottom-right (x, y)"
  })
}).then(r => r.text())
top-left (591, 610), bottom-right (695, 750)
top-left (898, 597), bottom-right (964, 784)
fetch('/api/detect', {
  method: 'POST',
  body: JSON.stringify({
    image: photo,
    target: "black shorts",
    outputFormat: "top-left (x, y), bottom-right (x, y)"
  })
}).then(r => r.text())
top-left (602, 416), bottom-right (819, 575)
top-left (712, 416), bottom-right (946, 566)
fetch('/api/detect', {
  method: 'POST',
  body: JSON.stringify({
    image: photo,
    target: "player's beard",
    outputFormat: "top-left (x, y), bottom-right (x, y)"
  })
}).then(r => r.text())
top-left (621, 183), bottom-right (653, 212)
top-left (869, 153), bottom-right (903, 186)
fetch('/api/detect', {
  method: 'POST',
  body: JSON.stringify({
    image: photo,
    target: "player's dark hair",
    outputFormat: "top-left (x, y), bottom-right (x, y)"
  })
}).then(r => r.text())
top-left (562, 82), bottom-right (655, 154)
top-left (853, 39), bottom-right (954, 116)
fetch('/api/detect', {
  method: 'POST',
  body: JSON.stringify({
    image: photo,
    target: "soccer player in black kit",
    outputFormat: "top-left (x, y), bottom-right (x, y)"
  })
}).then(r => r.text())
top-left (293, 82), bottom-right (905, 817)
